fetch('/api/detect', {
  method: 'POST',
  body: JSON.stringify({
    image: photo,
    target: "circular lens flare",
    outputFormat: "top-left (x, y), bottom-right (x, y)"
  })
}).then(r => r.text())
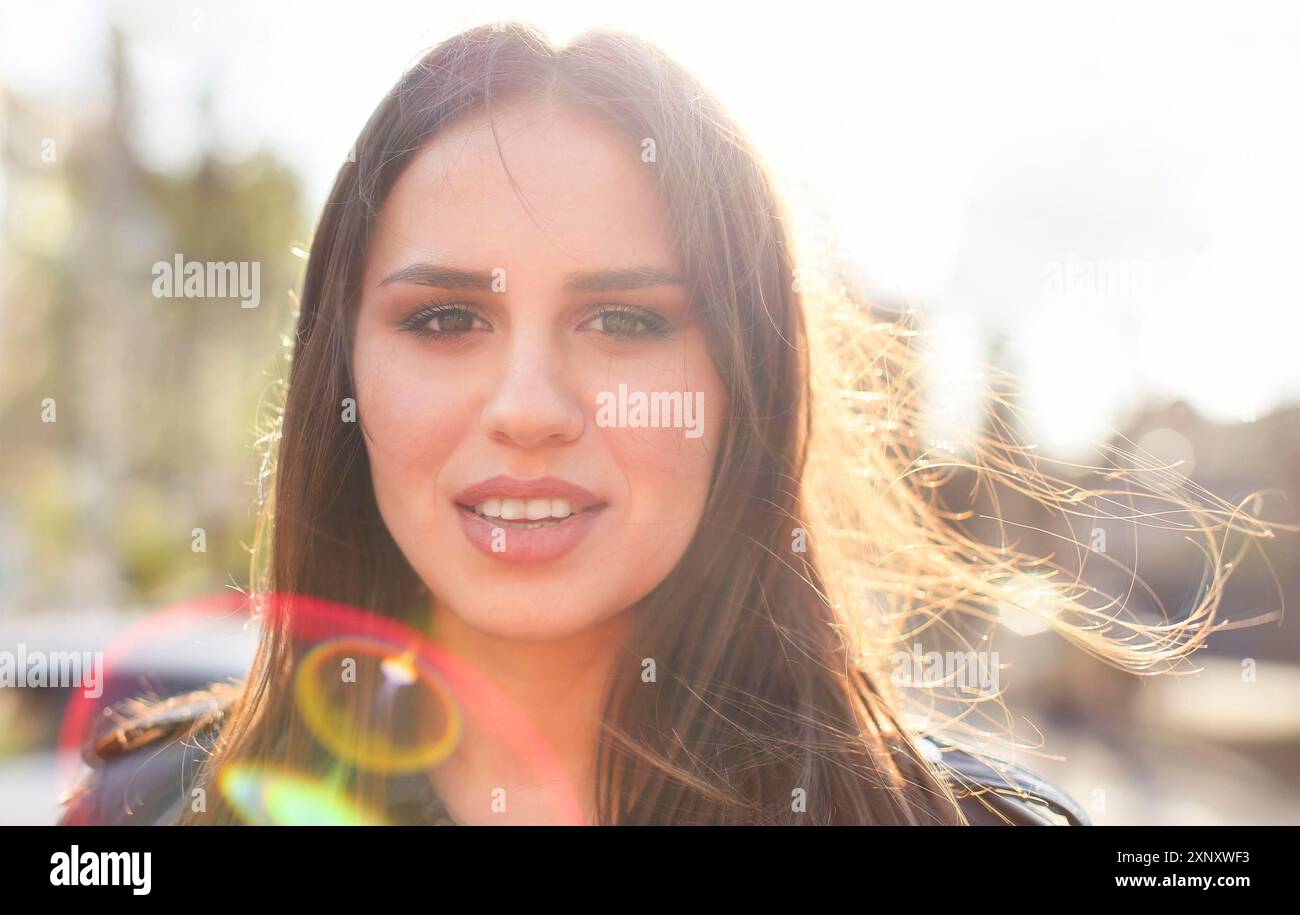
top-left (294, 637), bottom-right (462, 774)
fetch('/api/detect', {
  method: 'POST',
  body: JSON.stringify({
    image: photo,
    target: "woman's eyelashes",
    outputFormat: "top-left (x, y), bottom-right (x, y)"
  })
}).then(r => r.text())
top-left (396, 300), bottom-right (674, 342)
top-left (397, 302), bottom-right (488, 340)
top-left (577, 303), bottom-right (672, 339)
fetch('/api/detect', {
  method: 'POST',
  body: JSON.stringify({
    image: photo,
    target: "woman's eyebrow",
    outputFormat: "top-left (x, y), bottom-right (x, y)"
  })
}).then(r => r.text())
top-left (563, 266), bottom-right (686, 293)
top-left (378, 263), bottom-right (686, 292)
top-left (379, 264), bottom-right (495, 290)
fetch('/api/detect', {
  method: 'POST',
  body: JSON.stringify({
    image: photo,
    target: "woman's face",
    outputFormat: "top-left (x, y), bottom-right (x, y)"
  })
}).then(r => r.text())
top-left (353, 99), bottom-right (728, 641)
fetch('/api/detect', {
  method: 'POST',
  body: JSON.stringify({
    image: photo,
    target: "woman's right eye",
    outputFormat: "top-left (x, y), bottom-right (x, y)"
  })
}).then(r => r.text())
top-left (398, 303), bottom-right (490, 340)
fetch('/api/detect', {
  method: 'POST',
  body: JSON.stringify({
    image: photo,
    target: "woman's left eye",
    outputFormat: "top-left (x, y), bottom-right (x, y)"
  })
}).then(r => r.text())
top-left (579, 305), bottom-right (671, 338)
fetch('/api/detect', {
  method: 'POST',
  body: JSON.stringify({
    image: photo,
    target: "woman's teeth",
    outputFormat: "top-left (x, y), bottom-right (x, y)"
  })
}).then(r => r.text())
top-left (471, 497), bottom-right (576, 527)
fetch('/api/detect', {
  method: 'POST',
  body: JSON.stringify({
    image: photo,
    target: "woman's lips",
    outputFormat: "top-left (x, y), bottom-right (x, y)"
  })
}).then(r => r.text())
top-left (453, 475), bottom-right (603, 510)
top-left (456, 502), bottom-right (604, 564)
top-left (452, 476), bottom-right (607, 564)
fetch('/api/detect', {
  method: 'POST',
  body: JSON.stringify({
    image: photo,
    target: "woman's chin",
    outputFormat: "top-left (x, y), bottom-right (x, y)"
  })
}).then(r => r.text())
top-left (434, 588), bottom-right (621, 643)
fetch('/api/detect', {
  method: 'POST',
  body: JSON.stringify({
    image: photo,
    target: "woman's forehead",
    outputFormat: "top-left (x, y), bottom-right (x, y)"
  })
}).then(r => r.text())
top-left (367, 101), bottom-right (677, 282)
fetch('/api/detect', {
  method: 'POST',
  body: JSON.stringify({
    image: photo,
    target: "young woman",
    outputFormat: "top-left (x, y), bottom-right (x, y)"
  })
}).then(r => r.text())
top-left (58, 21), bottom-right (1270, 826)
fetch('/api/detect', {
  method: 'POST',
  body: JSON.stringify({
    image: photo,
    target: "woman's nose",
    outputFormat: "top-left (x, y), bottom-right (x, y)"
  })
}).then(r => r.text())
top-left (480, 340), bottom-right (585, 449)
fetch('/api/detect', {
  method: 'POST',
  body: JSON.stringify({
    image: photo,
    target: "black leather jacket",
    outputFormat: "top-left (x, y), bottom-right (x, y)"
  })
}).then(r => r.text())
top-left (56, 691), bottom-right (1091, 826)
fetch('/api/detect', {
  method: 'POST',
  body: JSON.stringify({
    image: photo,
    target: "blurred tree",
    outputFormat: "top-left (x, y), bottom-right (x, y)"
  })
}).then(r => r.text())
top-left (1, 26), bottom-right (308, 614)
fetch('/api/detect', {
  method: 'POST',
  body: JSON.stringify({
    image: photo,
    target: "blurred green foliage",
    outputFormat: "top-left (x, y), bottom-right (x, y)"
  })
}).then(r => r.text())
top-left (0, 31), bottom-right (310, 614)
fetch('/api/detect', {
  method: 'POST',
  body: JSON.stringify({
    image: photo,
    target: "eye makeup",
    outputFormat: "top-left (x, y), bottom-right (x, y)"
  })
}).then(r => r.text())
top-left (395, 300), bottom-right (675, 342)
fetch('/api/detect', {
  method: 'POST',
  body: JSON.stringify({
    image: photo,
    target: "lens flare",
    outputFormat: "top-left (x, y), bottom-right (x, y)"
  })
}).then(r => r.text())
top-left (294, 638), bottom-right (462, 774)
top-left (58, 593), bottom-right (584, 825)
top-left (219, 764), bottom-right (389, 825)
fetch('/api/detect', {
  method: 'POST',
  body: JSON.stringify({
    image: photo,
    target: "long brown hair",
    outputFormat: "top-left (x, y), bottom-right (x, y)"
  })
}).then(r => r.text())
top-left (161, 21), bottom-right (1280, 825)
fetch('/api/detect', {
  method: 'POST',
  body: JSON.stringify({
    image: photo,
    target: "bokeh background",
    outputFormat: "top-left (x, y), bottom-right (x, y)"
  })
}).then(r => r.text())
top-left (1, 0), bottom-right (1297, 824)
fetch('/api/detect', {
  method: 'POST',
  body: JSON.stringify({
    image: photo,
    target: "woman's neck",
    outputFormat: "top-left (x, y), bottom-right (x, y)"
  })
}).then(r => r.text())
top-left (425, 603), bottom-right (634, 825)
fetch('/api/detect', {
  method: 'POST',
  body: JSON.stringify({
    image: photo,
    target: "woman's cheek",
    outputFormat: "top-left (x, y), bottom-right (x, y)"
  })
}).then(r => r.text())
top-left (583, 333), bottom-right (725, 463)
top-left (355, 346), bottom-right (471, 502)
top-left (591, 360), bottom-right (727, 547)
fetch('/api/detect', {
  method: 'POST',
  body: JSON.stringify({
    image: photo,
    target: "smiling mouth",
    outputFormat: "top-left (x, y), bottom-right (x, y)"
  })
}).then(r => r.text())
top-left (456, 498), bottom-right (604, 530)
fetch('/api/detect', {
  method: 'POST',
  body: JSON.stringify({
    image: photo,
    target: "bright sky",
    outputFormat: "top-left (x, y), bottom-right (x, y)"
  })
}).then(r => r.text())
top-left (4, 0), bottom-right (1299, 457)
